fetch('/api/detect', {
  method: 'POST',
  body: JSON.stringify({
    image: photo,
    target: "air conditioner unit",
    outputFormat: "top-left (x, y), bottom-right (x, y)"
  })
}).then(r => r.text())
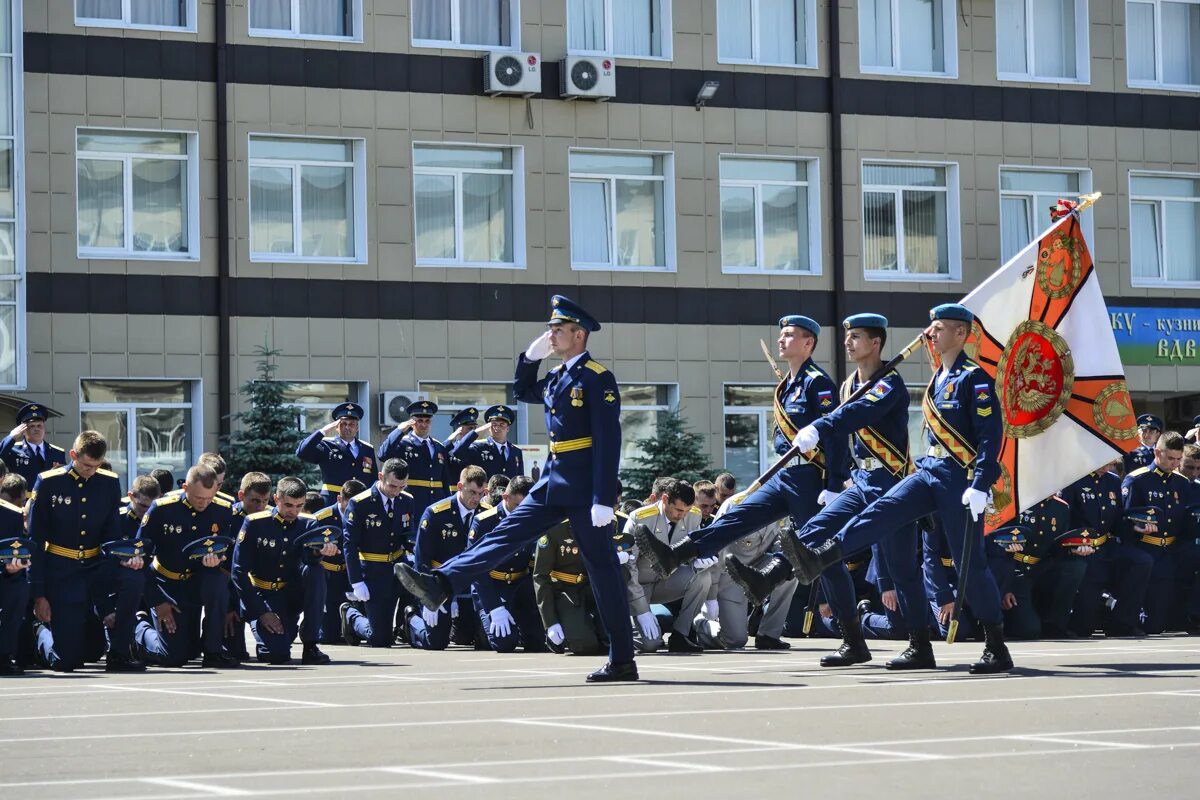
top-left (379, 391), bottom-right (429, 428)
top-left (483, 51), bottom-right (542, 97)
top-left (560, 55), bottom-right (616, 101)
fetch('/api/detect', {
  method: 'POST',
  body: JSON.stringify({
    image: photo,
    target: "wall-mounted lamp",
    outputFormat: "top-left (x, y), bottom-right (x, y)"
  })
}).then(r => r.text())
top-left (694, 80), bottom-right (720, 110)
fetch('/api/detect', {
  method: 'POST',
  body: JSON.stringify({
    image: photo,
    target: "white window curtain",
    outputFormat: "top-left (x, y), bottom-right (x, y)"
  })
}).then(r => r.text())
top-left (614, 0), bottom-right (661, 57)
top-left (130, 157), bottom-right (187, 252)
top-left (568, 0), bottom-right (606, 51)
top-left (1000, 196), bottom-right (1032, 263)
top-left (251, 0), bottom-right (291, 30)
top-left (898, 0), bottom-right (944, 72)
top-left (462, 172), bottom-right (512, 262)
top-left (863, 191), bottom-right (898, 271)
top-left (131, 0), bottom-right (184, 25)
top-left (861, 0), bottom-right (894, 68)
top-left (299, 165), bottom-right (351, 257)
top-left (760, 0), bottom-right (802, 65)
top-left (1035, 0), bottom-right (1076, 78)
top-left (1127, 2), bottom-right (1158, 81)
top-left (762, 183), bottom-right (804, 269)
top-left (300, 0), bottom-right (348, 37)
top-left (720, 185), bottom-right (756, 267)
top-left (461, 0), bottom-right (509, 46)
top-left (901, 189), bottom-right (947, 273)
top-left (997, 0), bottom-right (1028, 74)
top-left (77, 0), bottom-right (123, 19)
top-left (718, 0), bottom-right (753, 60)
top-left (615, 178), bottom-right (663, 265)
top-left (1130, 202), bottom-right (1162, 280)
top-left (1164, 200), bottom-right (1200, 281)
top-left (249, 166), bottom-right (294, 255)
top-left (413, 0), bottom-right (453, 41)
top-left (77, 159), bottom-right (125, 250)
top-left (414, 174), bottom-right (455, 260)
top-left (570, 181), bottom-right (611, 264)
top-left (1162, 1), bottom-right (1200, 85)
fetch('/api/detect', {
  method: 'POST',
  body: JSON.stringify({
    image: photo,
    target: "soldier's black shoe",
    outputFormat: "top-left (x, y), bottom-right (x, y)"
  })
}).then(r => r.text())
top-left (340, 602), bottom-right (362, 646)
top-left (969, 624), bottom-right (1014, 674)
top-left (0, 657), bottom-right (23, 675)
top-left (201, 652), bottom-right (241, 669)
top-left (819, 616), bottom-right (871, 667)
top-left (856, 599), bottom-right (873, 617)
top-left (633, 524), bottom-right (698, 579)
top-left (667, 631), bottom-right (703, 653)
top-left (724, 554), bottom-right (777, 605)
top-left (787, 537), bottom-right (843, 584)
top-left (754, 635), bottom-right (791, 650)
top-left (394, 563), bottom-right (451, 611)
top-left (1105, 624), bottom-right (1146, 638)
top-left (586, 661), bottom-right (639, 682)
top-left (885, 633), bottom-right (937, 670)
top-left (302, 644), bottom-right (331, 665)
top-left (105, 650), bottom-right (146, 673)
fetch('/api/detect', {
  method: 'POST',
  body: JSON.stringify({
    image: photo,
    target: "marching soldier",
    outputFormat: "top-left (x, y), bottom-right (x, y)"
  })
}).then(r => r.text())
top-left (396, 295), bottom-right (637, 682)
top-left (786, 304), bottom-right (1014, 674)
top-left (533, 518), bottom-right (606, 656)
top-left (0, 403), bottom-right (67, 488)
top-left (450, 405), bottom-right (525, 480)
top-left (1123, 414), bottom-right (1162, 474)
top-left (467, 476), bottom-right (546, 653)
top-left (313, 478), bottom-right (364, 644)
top-left (0, 504), bottom-right (29, 675)
top-left (297, 402), bottom-right (376, 507)
top-left (339, 460), bottom-right (414, 648)
top-left (379, 400), bottom-right (449, 522)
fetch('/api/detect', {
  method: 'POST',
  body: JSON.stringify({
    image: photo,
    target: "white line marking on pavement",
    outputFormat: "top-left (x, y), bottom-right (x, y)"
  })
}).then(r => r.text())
top-left (105, 684), bottom-right (337, 707)
top-left (376, 766), bottom-right (498, 784)
top-left (606, 755), bottom-right (727, 773)
top-left (141, 777), bottom-right (252, 796)
top-left (1013, 735), bottom-right (1153, 750)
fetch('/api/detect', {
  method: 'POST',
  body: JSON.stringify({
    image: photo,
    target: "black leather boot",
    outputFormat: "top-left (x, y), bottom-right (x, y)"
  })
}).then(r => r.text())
top-left (969, 623), bottom-right (1014, 674)
top-left (885, 631), bottom-right (937, 670)
top-left (633, 524), bottom-right (698, 579)
top-left (819, 615), bottom-right (872, 667)
top-left (787, 537), bottom-right (843, 584)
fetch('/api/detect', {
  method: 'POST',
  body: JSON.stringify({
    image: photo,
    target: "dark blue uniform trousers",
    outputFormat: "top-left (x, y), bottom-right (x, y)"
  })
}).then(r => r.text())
top-left (37, 557), bottom-right (143, 668)
top-left (688, 464), bottom-right (824, 558)
top-left (835, 461), bottom-right (1004, 626)
top-left (345, 562), bottom-right (400, 648)
top-left (247, 562), bottom-right (326, 661)
top-left (321, 565), bottom-right (351, 643)
top-left (135, 568), bottom-right (229, 666)
top-left (434, 483), bottom-right (634, 665)
top-left (0, 571), bottom-right (30, 658)
top-left (1109, 543), bottom-right (1174, 633)
top-left (472, 577), bottom-right (547, 653)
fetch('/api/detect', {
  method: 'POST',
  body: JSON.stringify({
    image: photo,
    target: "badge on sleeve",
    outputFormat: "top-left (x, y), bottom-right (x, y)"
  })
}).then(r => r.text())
top-left (537, 535), bottom-right (549, 548)
top-left (866, 381), bottom-right (891, 402)
top-left (817, 390), bottom-right (833, 408)
top-left (604, 391), bottom-right (616, 404)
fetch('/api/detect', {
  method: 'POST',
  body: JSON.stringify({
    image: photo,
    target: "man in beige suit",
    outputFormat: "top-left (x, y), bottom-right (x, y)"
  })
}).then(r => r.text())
top-left (624, 479), bottom-right (716, 652)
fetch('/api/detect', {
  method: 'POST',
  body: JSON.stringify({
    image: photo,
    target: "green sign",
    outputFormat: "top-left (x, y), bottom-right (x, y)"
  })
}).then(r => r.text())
top-left (1109, 306), bottom-right (1200, 365)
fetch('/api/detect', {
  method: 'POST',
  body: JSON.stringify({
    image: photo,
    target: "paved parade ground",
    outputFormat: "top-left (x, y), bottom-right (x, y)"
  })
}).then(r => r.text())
top-left (3, 636), bottom-right (1199, 799)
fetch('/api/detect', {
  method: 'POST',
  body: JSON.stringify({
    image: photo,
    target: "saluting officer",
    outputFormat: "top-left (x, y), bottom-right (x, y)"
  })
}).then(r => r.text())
top-left (533, 518), bottom-right (607, 656)
top-left (0, 506), bottom-right (30, 675)
top-left (380, 401), bottom-right (450, 521)
top-left (1124, 414), bottom-right (1162, 474)
top-left (450, 405), bottom-right (525, 480)
top-left (444, 407), bottom-right (481, 476)
top-left (313, 478), bottom-right (364, 644)
top-left (0, 403), bottom-right (67, 488)
top-left (297, 402), bottom-right (377, 506)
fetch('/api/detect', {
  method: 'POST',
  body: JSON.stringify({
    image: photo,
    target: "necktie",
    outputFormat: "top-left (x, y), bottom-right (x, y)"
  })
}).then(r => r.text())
top-left (666, 521), bottom-right (677, 543)
top-left (498, 444), bottom-right (507, 462)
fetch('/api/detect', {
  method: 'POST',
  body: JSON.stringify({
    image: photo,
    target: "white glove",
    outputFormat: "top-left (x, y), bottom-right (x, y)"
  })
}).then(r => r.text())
top-left (590, 504), bottom-right (615, 527)
top-left (489, 606), bottom-right (515, 638)
top-left (616, 549), bottom-right (631, 565)
top-left (818, 489), bottom-right (841, 507)
top-left (703, 600), bottom-right (720, 621)
top-left (525, 331), bottom-right (553, 361)
top-left (692, 556), bottom-right (719, 570)
top-left (546, 623), bottom-right (565, 645)
top-left (962, 488), bottom-right (988, 521)
top-left (636, 611), bottom-right (660, 641)
top-left (792, 424), bottom-right (820, 452)
top-left (450, 600), bottom-right (459, 618)
top-left (351, 581), bottom-right (370, 602)
top-left (421, 605), bottom-right (441, 627)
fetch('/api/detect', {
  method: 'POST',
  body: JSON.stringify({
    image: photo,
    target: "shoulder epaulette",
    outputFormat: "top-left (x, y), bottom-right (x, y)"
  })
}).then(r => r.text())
top-left (475, 506), bottom-right (500, 521)
top-left (155, 494), bottom-right (182, 507)
top-left (38, 466), bottom-right (68, 480)
top-left (358, 439), bottom-right (372, 447)
top-left (633, 505), bottom-right (658, 520)
top-left (430, 498), bottom-right (453, 514)
top-left (806, 366), bottom-right (823, 378)
top-left (218, 491), bottom-right (236, 502)
top-left (96, 468), bottom-right (119, 479)
top-left (119, 496), bottom-right (131, 505)
top-left (351, 488), bottom-right (373, 502)
top-left (299, 512), bottom-right (316, 520)
top-left (584, 360), bottom-right (607, 374)
top-left (314, 506), bottom-right (335, 520)
top-left (688, 506), bottom-right (701, 515)
top-left (400, 490), bottom-right (413, 499)
top-left (49, 443), bottom-right (66, 453)
top-left (211, 496), bottom-right (232, 509)
top-left (0, 498), bottom-right (23, 513)
top-left (616, 510), bottom-right (629, 521)
top-left (246, 510), bottom-right (273, 521)
top-left (1127, 466), bottom-right (1151, 478)
top-left (962, 361), bottom-right (980, 373)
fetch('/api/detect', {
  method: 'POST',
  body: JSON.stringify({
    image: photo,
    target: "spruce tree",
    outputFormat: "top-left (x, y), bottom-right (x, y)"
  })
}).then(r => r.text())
top-left (619, 410), bottom-right (711, 502)
top-left (222, 345), bottom-right (315, 487)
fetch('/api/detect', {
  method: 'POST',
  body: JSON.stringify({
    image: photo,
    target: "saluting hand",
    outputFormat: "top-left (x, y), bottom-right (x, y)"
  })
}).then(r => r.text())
top-left (7, 423), bottom-right (26, 440)
top-left (320, 421), bottom-right (340, 436)
top-left (525, 331), bottom-right (553, 361)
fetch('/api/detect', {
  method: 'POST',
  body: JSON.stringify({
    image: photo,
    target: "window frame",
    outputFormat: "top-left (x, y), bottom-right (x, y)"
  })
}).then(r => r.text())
top-left (995, 0), bottom-right (1091, 84)
top-left (998, 165), bottom-right (1095, 261)
top-left (715, 0), bottom-right (819, 69)
top-left (74, 0), bottom-right (197, 32)
top-left (718, 154), bottom-right (822, 275)
top-left (78, 377), bottom-right (203, 490)
top-left (861, 158), bottom-right (961, 283)
top-left (566, 0), bottom-right (674, 61)
top-left (1128, 169), bottom-right (1200, 288)
top-left (568, 147), bottom-right (677, 273)
top-left (247, 132), bottom-right (368, 265)
top-left (411, 141), bottom-right (526, 270)
top-left (857, 0), bottom-right (959, 78)
top-left (618, 383), bottom-right (679, 470)
top-left (410, 0), bottom-right (522, 52)
top-left (0, 0), bottom-right (24, 391)
top-left (74, 127), bottom-right (201, 262)
top-left (721, 382), bottom-right (777, 486)
top-left (417, 380), bottom-right (527, 444)
top-left (1126, 0), bottom-right (1200, 92)
top-left (247, 0), bottom-right (363, 43)
top-left (274, 380), bottom-right (370, 433)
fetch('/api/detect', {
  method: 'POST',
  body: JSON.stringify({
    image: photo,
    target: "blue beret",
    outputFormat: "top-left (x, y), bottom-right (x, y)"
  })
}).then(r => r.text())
top-left (182, 535), bottom-right (235, 560)
top-left (102, 538), bottom-right (151, 560)
top-left (15, 403), bottom-right (48, 424)
top-left (449, 407), bottom-right (479, 428)
top-left (843, 313), bottom-right (889, 330)
top-left (990, 526), bottom-right (1029, 547)
top-left (331, 402), bottom-right (364, 421)
top-left (485, 404), bottom-right (516, 425)
top-left (406, 400), bottom-right (438, 418)
top-left (549, 294), bottom-right (601, 332)
top-left (0, 537), bottom-right (32, 560)
top-left (929, 303), bottom-right (974, 324)
top-left (1136, 414), bottom-right (1163, 430)
top-left (778, 315), bottom-right (821, 338)
top-left (295, 525), bottom-right (341, 552)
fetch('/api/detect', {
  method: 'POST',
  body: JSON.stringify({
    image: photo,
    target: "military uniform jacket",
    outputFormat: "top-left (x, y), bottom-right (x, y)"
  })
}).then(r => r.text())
top-left (771, 358), bottom-right (846, 491)
top-left (1121, 465), bottom-right (1190, 543)
top-left (139, 493), bottom-right (236, 604)
top-left (449, 432), bottom-right (525, 480)
top-left (342, 485), bottom-right (415, 585)
top-left (990, 497), bottom-right (1068, 591)
top-left (313, 503), bottom-right (347, 574)
top-left (1123, 444), bottom-right (1155, 475)
top-left (514, 350), bottom-right (620, 508)
top-left (467, 504), bottom-right (535, 613)
top-left (296, 431), bottom-right (377, 494)
top-left (413, 494), bottom-right (473, 576)
top-left (232, 509), bottom-right (316, 619)
top-left (28, 465), bottom-right (123, 596)
top-left (0, 500), bottom-right (25, 587)
top-left (532, 519), bottom-right (586, 629)
top-left (0, 437), bottom-right (66, 488)
top-left (814, 369), bottom-right (910, 488)
top-left (378, 431), bottom-right (449, 517)
top-left (118, 505), bottom-right (143, 540)
top-left (1061, 471), bottom-right (1123, 544)
top-left (623, 502), bottom-right (705, 616)
top-left (920, 352), bottom-right (1002, 491)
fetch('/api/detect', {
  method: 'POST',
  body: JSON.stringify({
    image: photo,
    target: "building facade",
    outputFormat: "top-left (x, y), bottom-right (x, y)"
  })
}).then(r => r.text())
top-left (6, 0), bottom-right (1200, 489)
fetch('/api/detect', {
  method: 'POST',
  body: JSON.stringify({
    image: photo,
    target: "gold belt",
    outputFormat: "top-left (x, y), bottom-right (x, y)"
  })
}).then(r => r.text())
top-left (940, 557), bottom-right (954, 568)
top-left (549, 437), bottom-right (592, 454)
top-left (322, 483), bottom-right (343, 493)
top-left (320, 560), bottom-right (345, 573)
top-left (1013, 553), bottom-right (1041, 565)
top-left (1140, 534), bottom-right (1176, 547)
top-left (45, 542), bottom-right (101, 560)
top-left (152, 558), bottom-right (190, 581)
top-left (406, 479), bottom-right (443, 489)
top-left (489, 568), bottom-right (529, 583)
top-left (549, 569), bottom-right (586, 585)
top-left (249, 574), bottom-right (287, 591)
top-left (359, 548), bottom-right (406, 563)
top-left (846, 560), bottom-right (865, 572)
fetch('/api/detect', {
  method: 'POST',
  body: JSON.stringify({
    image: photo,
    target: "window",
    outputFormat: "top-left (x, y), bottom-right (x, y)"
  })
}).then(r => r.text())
top-left (413, 144), bottom-right (523, 268)
top-left (1129, 172), bottom-right (1200, 285)
top-left (862, 162), bottom-right (959, 280)
top-left (720, 156), bottom-right (820, 273)
top-left (418, 382), bottom-right (521, 443)
top-left (999, 168), bottom-right (1093, 262)
top-left (248, 135), bottom-right (366, 263)
top-left (996, 0), bottom-right (1089, 82)
top-left (279, 382), bottom-right (366, 433)
top-left (568, 0), bottom-right (672, 59)
top-left (569, 150), bottom-right (674, 271)
top-left (619, 384), bottom-right (676, 469)
top-left (412, 0), bottom-right (518, 49)
top-left (76, 130), bottom-right (199, 260)
top-left (859, 0), bottom-right (956, 76)
top-left (75, 1), bottom-right (193, 30)
top-left (1127, 0), bottom-right (1200, 89)
top-left (80, 379), bottom-right (200, 489)
top-left (717, 0), bottom-right (815, 67)
top-left (0, 0), bottom-right (21, 389)
top-left (249, 0), bottom-right (359, 40)
top-left (723, 384), bottom-right (776, 489)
